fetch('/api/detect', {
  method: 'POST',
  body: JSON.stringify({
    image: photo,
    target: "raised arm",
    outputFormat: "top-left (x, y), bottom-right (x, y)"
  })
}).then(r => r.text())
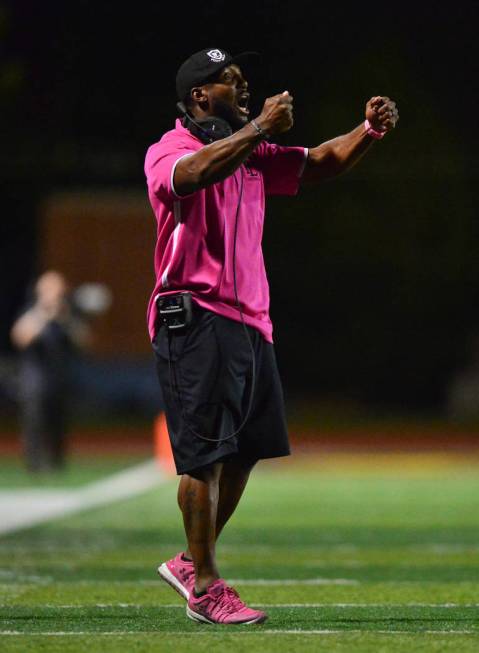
top-left (302, 96), bottom-right (399, 183)
top-left (173, 92), bottom-right (294, 196)
top-left (10, 307), bottom-right (53, 350)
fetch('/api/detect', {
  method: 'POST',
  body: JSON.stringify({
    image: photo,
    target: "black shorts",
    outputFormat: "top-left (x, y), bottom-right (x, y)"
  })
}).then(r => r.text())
top-left (152, 306), bottom-right (290, 475)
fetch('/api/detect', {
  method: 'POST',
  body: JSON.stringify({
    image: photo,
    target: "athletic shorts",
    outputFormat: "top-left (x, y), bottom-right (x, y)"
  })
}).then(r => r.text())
top-left (152, 306), bottom-right (290, 475)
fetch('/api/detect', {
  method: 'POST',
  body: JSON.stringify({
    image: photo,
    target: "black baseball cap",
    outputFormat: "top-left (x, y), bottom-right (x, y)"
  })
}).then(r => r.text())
top-left (176, 48), bottom-right (259, 101)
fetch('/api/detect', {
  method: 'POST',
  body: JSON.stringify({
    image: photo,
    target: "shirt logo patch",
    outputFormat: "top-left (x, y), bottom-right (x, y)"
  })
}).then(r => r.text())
top-left (207, 49), bottom-right (226, 62)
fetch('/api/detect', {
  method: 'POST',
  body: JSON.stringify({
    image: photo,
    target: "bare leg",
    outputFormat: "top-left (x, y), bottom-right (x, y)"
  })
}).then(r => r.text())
top-left (215, 457), bottom-right (255, 540)
top-left (178, 462), bottom-right (223, 593)
top-left (183, 457), bottom-right (255, 553)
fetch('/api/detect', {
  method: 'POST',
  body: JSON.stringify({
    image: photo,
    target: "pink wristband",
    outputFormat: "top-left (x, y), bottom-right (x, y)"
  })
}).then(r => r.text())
top-left (364, 119), bottom-right (386, 140)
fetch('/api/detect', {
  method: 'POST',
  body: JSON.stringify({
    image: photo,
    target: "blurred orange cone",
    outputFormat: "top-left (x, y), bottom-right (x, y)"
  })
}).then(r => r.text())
top-left (154, 412), bottom-right (176, 475)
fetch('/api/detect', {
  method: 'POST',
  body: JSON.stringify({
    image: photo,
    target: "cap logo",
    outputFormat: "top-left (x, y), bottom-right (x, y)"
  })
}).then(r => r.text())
top-left (206, 49), bottom-right (225, 63)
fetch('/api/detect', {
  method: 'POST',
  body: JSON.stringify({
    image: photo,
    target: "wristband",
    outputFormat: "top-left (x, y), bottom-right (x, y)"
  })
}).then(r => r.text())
top-left (364, 119), bottom-right (386, 140)
top-left (250, 119), bottom-right (268, 139)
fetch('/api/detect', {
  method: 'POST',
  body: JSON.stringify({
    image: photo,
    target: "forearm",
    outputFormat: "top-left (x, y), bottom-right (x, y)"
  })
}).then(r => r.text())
top-left (10, 309), bottom-right (50, 349)
top-left (174, 122), bottom-right (263, 195)
top-left (302, 122), bottom-right (375, 183)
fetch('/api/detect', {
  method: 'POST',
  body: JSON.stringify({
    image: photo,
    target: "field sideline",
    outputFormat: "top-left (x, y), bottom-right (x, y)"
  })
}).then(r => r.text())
top-left (1, 452), bottom-right (479, 652)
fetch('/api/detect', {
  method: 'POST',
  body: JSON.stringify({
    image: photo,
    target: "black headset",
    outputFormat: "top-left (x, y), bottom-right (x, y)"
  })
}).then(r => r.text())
top-left (176, 101), bottom-right (232, 144)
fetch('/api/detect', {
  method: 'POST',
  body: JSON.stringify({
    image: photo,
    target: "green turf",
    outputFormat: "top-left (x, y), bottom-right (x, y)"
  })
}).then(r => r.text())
top-left (1, 457), bottom-right (479, 651)
top-left (0, 456), bottom-right (148, 489)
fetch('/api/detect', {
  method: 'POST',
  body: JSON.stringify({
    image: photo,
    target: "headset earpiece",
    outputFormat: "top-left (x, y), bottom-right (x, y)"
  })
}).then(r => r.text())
top-left (176, 102), bottom-right (232, 145)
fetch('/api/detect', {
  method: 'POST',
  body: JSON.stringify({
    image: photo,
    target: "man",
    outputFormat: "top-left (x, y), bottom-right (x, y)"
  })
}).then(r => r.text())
top-left (145, 47), bottom-right (399, 625)
top-left (11, 272), bottom-right (83, 472)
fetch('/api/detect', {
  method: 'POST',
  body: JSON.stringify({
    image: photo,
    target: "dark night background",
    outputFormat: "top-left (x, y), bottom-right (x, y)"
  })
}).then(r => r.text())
top-left (1, 1), bottom-right (478, 414)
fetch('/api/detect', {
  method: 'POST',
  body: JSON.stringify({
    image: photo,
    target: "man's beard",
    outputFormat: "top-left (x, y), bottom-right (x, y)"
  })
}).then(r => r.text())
top-left (211, 97), bottom-right (248, 132)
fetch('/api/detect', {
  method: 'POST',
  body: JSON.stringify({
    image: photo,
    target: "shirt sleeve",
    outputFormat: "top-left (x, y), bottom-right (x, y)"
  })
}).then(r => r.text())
top-left (144, 140), bottom-right (196, 204)
top-left (250, 142), bottom-right (308, 196)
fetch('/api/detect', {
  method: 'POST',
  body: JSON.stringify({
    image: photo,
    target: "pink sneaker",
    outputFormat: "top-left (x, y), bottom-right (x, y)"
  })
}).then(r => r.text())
top-left (186, 579), bottom-right (267, 625)
top-left (158, 552), bottom-right (195, 600)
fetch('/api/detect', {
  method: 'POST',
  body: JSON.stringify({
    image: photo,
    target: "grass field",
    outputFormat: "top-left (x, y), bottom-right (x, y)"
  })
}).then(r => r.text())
top-left (1, 452), bottom-right (479, 651)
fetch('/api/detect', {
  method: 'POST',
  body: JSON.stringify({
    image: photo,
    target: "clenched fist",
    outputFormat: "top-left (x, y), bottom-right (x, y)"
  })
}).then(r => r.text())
top-left (254, 91), bottom-right (294, 137)
top-left (366, 96), bottom-right (399, 134)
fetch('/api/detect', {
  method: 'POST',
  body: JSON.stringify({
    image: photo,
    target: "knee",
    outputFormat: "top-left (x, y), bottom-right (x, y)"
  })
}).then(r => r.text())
top-left (177, 463), bottom-right (221, 503)
top-left (177, 463), bottom-right (222, 513)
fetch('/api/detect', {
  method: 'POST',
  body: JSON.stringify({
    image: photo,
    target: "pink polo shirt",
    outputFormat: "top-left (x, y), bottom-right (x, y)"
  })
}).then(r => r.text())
top-left (145, 119), bottom-right (307, 343)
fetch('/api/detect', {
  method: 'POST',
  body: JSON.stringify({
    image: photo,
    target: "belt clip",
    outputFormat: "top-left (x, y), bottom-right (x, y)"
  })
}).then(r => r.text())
top-left (157, 292), bottom-right (193, 331)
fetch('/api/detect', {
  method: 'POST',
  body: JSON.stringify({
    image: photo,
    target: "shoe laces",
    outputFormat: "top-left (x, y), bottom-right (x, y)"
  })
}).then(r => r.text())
top-left (218, 584), bottom-right (246, 613)
top-left (179, 565), bottom-right (194, 582)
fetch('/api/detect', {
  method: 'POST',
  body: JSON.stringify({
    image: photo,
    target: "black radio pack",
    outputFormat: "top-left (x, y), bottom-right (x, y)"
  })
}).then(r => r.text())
top-left (157, 292), bottom-right (193, 330)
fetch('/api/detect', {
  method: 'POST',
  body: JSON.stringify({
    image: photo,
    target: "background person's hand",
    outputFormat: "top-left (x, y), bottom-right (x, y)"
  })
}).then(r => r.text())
top-left (366, 96), bottom-right (399, 133)
top-left (255, 91), bottom-right (294, 136)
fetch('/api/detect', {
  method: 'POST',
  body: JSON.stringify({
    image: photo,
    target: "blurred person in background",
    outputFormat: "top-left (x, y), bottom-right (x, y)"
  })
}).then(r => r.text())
top-left (145, 47), bottom-right (399, 625)
top-left (10, 271), bottom-right (111, 472)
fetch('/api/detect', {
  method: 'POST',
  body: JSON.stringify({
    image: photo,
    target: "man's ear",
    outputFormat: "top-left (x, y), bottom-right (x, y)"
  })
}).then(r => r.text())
top-left (191, 86), bottom-right (209, 110)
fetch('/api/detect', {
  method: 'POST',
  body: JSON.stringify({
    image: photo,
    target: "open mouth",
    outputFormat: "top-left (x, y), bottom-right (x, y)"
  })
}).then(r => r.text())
top-left (237, 93), bottom-right (250, 115)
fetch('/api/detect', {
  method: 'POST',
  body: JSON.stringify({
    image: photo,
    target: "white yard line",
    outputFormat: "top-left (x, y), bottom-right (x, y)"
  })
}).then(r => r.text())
top-left (3, 603), bottom-right (477, 609)
top-left (1, 629), bottom-right (476, 636)
top-left (227, 578), bottom-right (359, 586)
top-left (50, 578), bottom-right (361, 586)
top-left (0, 460), bottom-right (165, 536)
